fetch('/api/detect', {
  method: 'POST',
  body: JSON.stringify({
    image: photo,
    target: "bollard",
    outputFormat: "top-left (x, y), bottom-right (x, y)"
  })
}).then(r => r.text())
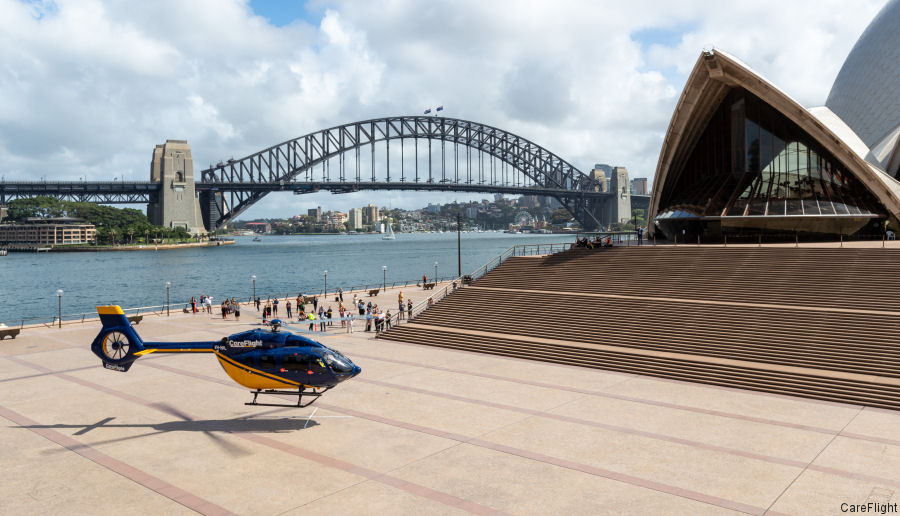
top-left (840, 234), bottom-right (843, 248)
top-left (697, 235), bottom-right (700, 247)
top-left (795, 233), bottom-right (799, 248)
top-left (758, 234), bottom-right (761, 248)
top-left (724, 233), bottom-right (727, 247)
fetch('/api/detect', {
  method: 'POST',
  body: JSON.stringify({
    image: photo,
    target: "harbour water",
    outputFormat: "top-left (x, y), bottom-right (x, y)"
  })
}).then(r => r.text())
top-left (0, 232), bottom-right (573, 325)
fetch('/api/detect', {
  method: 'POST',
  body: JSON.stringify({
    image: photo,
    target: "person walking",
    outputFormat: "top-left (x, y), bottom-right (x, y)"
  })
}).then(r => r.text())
top-left (286, 300), bottom-right (292, 319)
top-left (407, 299), bottom-right (413, 319)
top-left (338, 287), bottom-right (344, 302)
top-left (234, 301), bottom-right (241, 320)
top-left (255, 297), bottom-right (261, 311)
top-left (272, 298), bottom-right (279, 316)
top-left (312, 296), bottom-right (318, 312)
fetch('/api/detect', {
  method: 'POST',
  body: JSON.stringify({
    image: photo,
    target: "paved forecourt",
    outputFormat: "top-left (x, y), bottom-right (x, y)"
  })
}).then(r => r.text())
top-left (1, 285), bottom-right (899, 515)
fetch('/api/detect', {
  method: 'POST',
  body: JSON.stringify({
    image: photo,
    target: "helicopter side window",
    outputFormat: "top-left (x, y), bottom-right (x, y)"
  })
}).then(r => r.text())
top-left (281, 354), bottom-right (308, 372)
top-left (259, 355), bottom-right (276, 369)
top-left (236, 354), bottom-right (255, 367)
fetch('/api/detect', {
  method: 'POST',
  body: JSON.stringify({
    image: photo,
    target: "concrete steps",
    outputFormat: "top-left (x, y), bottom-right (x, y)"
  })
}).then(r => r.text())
top-left (381, 246), bottom-right (900, 410)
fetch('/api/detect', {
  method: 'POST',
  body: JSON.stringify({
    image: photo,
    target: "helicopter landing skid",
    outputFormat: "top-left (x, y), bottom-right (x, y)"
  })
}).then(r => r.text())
top-left (245, 387), bottom-right (330, 408)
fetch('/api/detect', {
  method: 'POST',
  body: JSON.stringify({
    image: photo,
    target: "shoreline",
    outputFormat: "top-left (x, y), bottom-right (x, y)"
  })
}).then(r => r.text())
top-left (45, 240), bottom-right (236, 252)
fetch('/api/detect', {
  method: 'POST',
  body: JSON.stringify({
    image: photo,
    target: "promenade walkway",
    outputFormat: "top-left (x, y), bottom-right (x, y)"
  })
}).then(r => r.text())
top-left (1, 279), bottom-right (899, 514)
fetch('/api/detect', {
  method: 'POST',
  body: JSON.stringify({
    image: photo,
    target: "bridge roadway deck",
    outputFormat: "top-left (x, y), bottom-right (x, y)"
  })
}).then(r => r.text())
top-left (1, 284), bottom-right (898, 515)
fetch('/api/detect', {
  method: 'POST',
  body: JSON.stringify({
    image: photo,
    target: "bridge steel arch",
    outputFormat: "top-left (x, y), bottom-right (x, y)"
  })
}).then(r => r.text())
top-left (201, 116), bottom-right (603, 229)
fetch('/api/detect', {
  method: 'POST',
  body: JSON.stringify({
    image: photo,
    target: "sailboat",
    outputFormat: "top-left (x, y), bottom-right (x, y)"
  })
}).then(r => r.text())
top-left (382, 219), bottom-right (396, 240)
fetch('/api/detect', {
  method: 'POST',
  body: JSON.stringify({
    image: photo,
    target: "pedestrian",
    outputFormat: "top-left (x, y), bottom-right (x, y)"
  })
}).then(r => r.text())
top-left (422, 274), bottom-right (427, 286)
top-left (346, 311), bottom-right (354, 333)
top-left (273, 298), bottom-right (279, 316)
top-left (307, 311), bottom-right (315, 331)
top-left (286, 300), bottom-right (292, 319)
top-left (318, 306), bottom-right (326, 332)
top-left (312, 296), bottom-right (318, 312)
top-left (255, 297), bottom-right (261, 311)
top-left (399, 299), bottom-right (405, 320)
top-left (339, 305), bottom-right (346, 328)
top-left (365, 307), bottom-right (373, 331)
top-left (358, 300), bottom-right (365, 316)
top-left (407, 299), bottom-right (413, 319)
top-left (221, 301), bottom-right (228, 320)
top-left (637, 226), bottom-right (644, 245)
top-left (352, 293), bottom-right (358, 308)
top-left (338, 287), bottom-right (344, 302)
top-left (326, 306), bottom-right (333, 327)
top-left (190, 296), bottom-right (197, 314)
top-left (234, 301), bottom-right (241, 320)
top-left (385, 310), bottom-right (392, 330)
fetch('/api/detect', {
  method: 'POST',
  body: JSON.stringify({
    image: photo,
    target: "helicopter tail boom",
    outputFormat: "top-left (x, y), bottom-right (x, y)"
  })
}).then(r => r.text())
top-left (90, 306), bottom-right (145, 372)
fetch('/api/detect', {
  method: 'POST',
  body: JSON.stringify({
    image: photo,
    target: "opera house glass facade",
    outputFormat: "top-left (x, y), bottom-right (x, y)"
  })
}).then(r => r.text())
top-left (655, 88), bottom-right (885, 239)
top-left (650, 0), bottom-right (900, 242)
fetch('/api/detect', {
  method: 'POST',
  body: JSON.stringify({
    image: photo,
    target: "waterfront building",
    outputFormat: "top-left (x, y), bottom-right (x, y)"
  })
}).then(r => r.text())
top-left (307, 206), bottom-right (322, 221)
top-left (362, 204), bottom-right (379, 225)
top-left (0, 217), bottom-right (96, 245)
top-left (244, 222), bottom-right (271, 234)
top-left (348, 208), bottom-right (363, 229)
top-left (649, 0), bottom-right (900, 240)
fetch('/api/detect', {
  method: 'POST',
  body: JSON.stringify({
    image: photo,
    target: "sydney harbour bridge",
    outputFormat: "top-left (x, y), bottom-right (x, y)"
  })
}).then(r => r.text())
top-left (0, 116), bottom-right (648, 230)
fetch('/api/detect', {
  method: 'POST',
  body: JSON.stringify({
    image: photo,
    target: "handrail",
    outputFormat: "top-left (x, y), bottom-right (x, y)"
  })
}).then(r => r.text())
top-left (377, 242), bottom-right (573, 334)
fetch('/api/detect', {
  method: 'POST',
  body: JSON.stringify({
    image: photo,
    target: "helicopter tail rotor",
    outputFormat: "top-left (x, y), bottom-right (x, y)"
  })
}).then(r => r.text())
top-left (90, 306), bottom-right (145, 372)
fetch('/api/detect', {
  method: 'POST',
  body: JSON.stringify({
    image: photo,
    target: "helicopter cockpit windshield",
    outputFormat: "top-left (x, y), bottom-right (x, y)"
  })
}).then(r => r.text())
top-left (323, 349), bottom-right (355, 374)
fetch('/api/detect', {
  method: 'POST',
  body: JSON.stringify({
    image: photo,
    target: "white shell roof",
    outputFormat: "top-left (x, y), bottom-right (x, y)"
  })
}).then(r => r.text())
top-left (826, 0), bottom-right (900, 154)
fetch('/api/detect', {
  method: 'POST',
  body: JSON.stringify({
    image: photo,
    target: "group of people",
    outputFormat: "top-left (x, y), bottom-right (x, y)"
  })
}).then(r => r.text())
top-left (189, 295), bottom-right (215, 314)
top-left (576, 236), bottom-right (614, 249)
top-left (186, 285), bottom-right (428, 334)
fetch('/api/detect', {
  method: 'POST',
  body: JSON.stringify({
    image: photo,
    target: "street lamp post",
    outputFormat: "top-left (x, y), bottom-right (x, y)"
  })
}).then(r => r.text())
top-left (382, 265), bottom-right (387, 291)
top-left (56, 289), bottom-right (63, 328)
top-left (323, 270), bottom-right (328, 296)
top-left (251, 275), bottom-right (256, 303)
top-left (165, 282), bottom-right (171, 316)
top-left (434, 261), bottom-right (438, 282)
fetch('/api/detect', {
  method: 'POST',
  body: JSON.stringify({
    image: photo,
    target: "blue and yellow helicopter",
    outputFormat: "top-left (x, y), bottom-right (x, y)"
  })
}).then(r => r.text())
top-left (90, 306), bottom-right (361, 407)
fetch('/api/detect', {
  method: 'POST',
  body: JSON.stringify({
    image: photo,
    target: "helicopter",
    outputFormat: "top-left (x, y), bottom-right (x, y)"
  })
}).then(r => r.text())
top-left (90, 306), bottom-right (361, 407)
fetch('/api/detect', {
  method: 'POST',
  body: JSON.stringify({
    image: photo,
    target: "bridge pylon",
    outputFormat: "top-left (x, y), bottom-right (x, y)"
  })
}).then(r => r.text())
top-left (147, 140), bottom-right (207, 234)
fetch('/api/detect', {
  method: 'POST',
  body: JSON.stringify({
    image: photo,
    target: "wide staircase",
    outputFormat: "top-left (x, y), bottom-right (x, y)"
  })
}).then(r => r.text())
top-left (382, 246), bottom-right (900, 410)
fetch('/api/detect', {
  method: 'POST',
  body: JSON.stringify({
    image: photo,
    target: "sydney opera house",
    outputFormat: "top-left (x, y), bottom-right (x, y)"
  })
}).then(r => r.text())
top-left (649, 0), bottom-right (900, 241)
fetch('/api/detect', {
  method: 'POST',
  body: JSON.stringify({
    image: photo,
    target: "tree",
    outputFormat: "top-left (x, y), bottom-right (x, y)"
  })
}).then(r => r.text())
top-left (550, 208), bottom-right (574, 225)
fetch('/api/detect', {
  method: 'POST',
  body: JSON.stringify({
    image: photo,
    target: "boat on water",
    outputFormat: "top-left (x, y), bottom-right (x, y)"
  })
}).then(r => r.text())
top-left (0, 249), bottom-right (7, 256)
top-left (382, 221), bottom-right (396, 240)
top-left (252, 237), bottom-right (262, 242)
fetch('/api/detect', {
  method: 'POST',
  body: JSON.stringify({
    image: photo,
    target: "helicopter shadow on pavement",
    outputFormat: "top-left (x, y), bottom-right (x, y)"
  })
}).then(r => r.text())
top-left (18, 404), bottom-right (321, 458)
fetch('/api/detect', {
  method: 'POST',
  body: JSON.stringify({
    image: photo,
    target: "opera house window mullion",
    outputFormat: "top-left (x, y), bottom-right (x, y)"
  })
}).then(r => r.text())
top-left (654, 86), bottom-right (887, 241)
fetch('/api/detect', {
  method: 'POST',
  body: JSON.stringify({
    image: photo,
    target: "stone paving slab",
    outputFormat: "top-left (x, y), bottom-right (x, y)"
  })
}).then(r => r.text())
top-left (2, 301), bottom-right (899, 515)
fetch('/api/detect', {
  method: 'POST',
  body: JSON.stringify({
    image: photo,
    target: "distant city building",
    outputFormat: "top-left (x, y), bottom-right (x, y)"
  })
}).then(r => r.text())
top-left (348, 208), bottom-right (363, 229)
top-left (631, 178), bottom-right (648, 195)
top-left (465, 206), bottom-right (478, 218)
top-left (426, 203), bottom-right (441, 214)
top-left (362, 204), bottom-right (379, 224)
top-left (590, 164), bottom-right (612, 193)
top-left (0, 217), bottom-right (96, 246)
top-left (493, 194), bottom-right (505, 202)
top-left (307, 206), bottom-right (322, 221)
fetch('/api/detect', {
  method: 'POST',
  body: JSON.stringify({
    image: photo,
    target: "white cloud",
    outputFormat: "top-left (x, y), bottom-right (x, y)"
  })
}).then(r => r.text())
top-left (0, 0), bottom-right (890, 217)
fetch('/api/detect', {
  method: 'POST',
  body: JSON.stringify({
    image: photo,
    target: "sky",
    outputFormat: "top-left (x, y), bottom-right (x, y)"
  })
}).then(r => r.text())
top-left (0, 0), bottom-right (890, 219)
